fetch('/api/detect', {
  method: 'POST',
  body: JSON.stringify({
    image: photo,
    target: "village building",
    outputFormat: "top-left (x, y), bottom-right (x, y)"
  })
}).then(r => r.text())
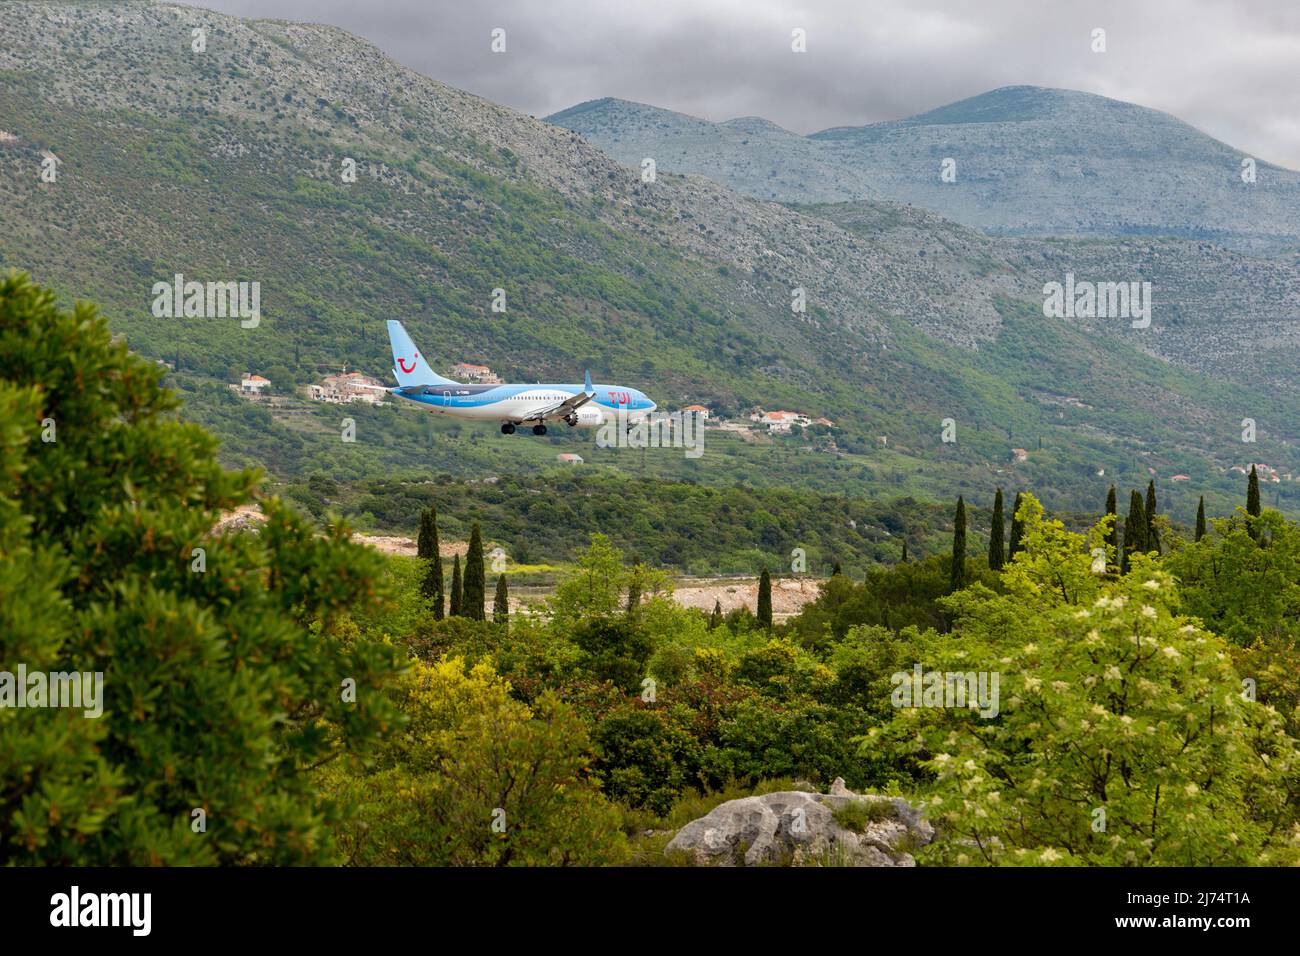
top-left (749, 409), bottom-right (812, 433)
top-left (557, 453), bottom-right (584, 464)
top-left (450, 362), bottom-right (502, 384)
top-left (230, 374), bottom-right (270, 396)
top-left (310, 371), bottom-right (386, 405)
top-left (682, 404), bottom-right (711, 420)
top-left (1010, 447), bottom-right (1029, 462)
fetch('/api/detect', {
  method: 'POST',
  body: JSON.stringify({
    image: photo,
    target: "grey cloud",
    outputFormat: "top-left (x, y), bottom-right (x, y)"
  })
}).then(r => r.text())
top-left (197, 0), bottom-right (1300, 169)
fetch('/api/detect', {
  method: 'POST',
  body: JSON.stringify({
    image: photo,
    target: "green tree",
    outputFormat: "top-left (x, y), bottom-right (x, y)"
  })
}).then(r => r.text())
top-left (1248, 465), bottom-right (1262, 538)
top-left (592, 707), bottom-right (700, 816)
top-left (988, 487), bottom-right (1005, 571)
top-left (949, 496), bottom-right (968, 593)
top-left (757, 567), bottom-right (773, 630)
top-left (1145, 480), bottom-right (1161, 555)
top-left (1122, 489), bottom-right (1146, 573)
top-left (264, 363), bottom-right (294, 394)
top-left (493, 573), bottom-right (509, 626)
top-left (1168, 510), bottom-right (1300, 646)
top-left (450, 554), bottom-right (463, 617)
top-left (708, 599), bottom-right (723, 630)
top-left (1104, 485), bottom-right (1118, 556)
top-left (573, 615), bottom-right (653, 693)
top-left (549, 534), bottom-right (667, 632)
top-left (462, 522), bottom-right (486, 621)
top-left (1008, 492), bottom-right (1025, 561)
top-left (0, 273), bottom-right (401, 865)
top-left (625, 555), bottom-right (643, 617)
top-left (871, 494), bottom-right (1300, 866)
top-left (1195, 496), bottom-right (1207, 542)
top-left (417, 506), bottom-right (445, 619)
top-left (323, 658), bottom-right (626, 865)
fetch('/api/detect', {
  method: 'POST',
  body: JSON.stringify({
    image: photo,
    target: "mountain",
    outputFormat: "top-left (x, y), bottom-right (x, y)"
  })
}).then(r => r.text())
top-left (2, 1), bottom-right (1298, 528)
top-left (548, 87), bottom-right (1300, 252)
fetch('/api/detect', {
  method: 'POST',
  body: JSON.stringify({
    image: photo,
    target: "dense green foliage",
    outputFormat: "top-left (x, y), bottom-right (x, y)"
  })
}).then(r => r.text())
top-left (867, 496), bottom-right (1300, 865)
top-left (320, 659), bottom-right (626, 866)
top-left (6, 273), bottom-right (1298, 868)
top-left (284, 470), bottom-right (969, 574)
top-left (0, 273), bottom-right (402, 864)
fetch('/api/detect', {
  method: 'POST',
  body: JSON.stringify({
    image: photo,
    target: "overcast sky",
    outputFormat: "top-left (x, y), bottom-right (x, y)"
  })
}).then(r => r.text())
top-left (199, 0), bottom-right (1300, 170)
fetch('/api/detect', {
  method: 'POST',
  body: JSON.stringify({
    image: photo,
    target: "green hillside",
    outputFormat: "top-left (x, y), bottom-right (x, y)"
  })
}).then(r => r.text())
top-left (1, 1), bottom-right (1296, 536)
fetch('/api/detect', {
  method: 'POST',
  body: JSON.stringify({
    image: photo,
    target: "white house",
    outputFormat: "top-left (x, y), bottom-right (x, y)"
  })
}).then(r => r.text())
top-left (750, 409), bottom-right (811, 433)
top-left (310, 372), bottom-right (386, 404)
top-left (239, 374), bottom-right (270, 395)
top-left (450, 362), bottom-right (502, 384)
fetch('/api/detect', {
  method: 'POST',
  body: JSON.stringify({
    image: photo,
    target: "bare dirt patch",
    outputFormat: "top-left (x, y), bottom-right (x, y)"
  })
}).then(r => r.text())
top-left (672, 576), bottom-right (821, 621)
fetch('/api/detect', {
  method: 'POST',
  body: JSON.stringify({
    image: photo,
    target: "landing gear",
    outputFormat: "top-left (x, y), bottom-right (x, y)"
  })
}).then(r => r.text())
top-left (501, 422), bottom-right (516, 435)
top-left (532, 424), bottom-right (548, 435)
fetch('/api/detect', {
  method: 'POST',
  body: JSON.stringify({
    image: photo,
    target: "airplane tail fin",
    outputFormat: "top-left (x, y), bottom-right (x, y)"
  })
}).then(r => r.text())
top-left (387, 320), bottom-right (457, 387)
top-left (583, 369), bottom-right (594, 396)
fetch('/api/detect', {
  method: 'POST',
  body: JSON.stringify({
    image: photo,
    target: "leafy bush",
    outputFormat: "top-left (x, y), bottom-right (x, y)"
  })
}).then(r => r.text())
top-left (323, 657), bottom-right (627, 865)
top-left (869, 495), bottom-right (1300, 866)
top-left (0, 272), bottom-right (402, 864)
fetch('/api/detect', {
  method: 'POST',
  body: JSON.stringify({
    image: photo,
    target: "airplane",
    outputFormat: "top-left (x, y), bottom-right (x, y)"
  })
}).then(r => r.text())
top-left (378, 320), bottom-right (656, 435)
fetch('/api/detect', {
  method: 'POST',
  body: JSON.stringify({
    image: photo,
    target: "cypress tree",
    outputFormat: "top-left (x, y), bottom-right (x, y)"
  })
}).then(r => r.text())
top-left (626, 559), bottom-right (642, 616)
top-left (1104, 485), bottom-right (1118, 560)
top-left (416, 506), bottom-right (444, 619)
top-left (416, 506), bottom-right (434, 558)
top-left (1122, 490), bottom-right (1146, 573)
top-left (988, 487), bottom-right (1005, 571)
top-left (950, 496), bottom-right (968, 593)
top-left (1195, 496), bottom-right (1207, 542)
top-left (757, 568), bottom-right (773, 631)
top-left (462, 523), bottom-right (485, 620)
top-left (1007, 492), bottom-right (1025, 560)
top-left (1248, 463), bottom-right (1258, 522)
top-left (709, 599), bottom-right (723, 630)
top-left (449, 554), bottom-right (462, 617)
top-left (831, 561), bottom-right (843, 576)
top-left (900, 537), bottom-right (908, 563)
top-left (493, 573), bottom-right (509, 626)
top-left (1145, 480), bottom-right (1161, 555)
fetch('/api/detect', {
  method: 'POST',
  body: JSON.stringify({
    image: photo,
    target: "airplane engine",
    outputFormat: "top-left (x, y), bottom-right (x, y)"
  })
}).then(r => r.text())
top-left (573, 405), bottom-right (605, 427)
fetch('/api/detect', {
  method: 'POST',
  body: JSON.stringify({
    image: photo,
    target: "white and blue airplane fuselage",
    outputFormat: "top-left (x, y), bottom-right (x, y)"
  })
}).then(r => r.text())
top-left (381, 320), bottom-right (655, 435)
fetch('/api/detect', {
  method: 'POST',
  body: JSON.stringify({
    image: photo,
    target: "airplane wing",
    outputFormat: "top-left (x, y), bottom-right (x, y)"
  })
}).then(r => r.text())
top-left (522, 389), bottom-right (594, 423)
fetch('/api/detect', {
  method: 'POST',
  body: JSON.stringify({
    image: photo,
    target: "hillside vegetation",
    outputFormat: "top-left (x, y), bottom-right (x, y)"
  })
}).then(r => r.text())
top-left (1, 2), bottom-right (1296, 522)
